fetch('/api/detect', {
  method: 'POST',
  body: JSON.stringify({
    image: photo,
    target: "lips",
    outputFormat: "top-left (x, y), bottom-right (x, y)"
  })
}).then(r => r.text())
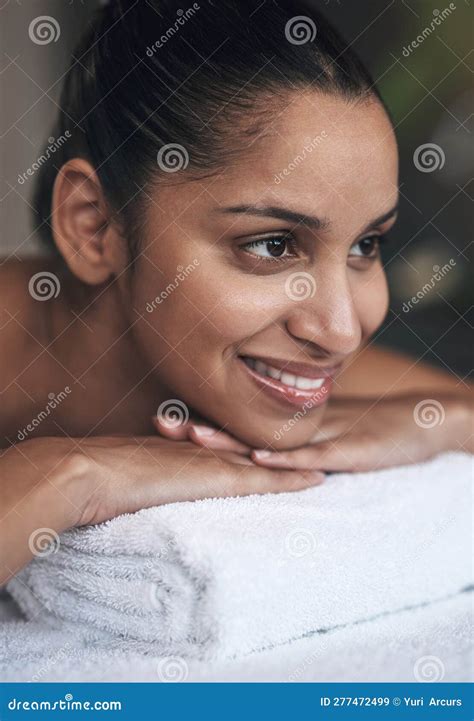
top-left (238, 354), bottom-right (336, 408)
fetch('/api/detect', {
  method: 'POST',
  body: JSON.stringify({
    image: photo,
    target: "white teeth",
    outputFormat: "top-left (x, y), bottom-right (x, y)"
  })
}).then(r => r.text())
top-left (295, 376), bottom-right (316, 390)
top-left (267, 366), bottom-right (281, 380)
top-left (280, 372), bottom-right (297, 386)
top-left (244, 357), bottom-right (325, 391)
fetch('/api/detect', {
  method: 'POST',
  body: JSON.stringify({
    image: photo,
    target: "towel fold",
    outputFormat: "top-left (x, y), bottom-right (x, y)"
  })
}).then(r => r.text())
top-left (7, 451), bottom-right (473, 660)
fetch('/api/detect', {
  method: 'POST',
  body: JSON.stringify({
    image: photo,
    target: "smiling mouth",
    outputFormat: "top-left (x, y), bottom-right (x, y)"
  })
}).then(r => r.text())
top-left (238, 355), bottom-right (336, 408)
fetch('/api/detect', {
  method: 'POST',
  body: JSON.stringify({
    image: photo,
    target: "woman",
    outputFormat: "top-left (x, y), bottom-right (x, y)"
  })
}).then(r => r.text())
top-left (0, 0), bottom-right (471, 584)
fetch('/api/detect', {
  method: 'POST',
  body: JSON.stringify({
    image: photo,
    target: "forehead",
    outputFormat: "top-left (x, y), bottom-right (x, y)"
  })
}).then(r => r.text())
top-left (211, 90), bottom-right (399, 225)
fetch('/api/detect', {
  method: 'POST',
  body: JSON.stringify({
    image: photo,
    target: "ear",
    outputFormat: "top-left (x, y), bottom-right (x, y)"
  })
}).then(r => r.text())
top-left (51, 158), bottom-right (127, 284)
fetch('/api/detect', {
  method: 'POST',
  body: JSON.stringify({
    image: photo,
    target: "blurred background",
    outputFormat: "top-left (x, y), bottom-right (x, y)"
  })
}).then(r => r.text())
top-left (1, 0), bottom-right (472, 378)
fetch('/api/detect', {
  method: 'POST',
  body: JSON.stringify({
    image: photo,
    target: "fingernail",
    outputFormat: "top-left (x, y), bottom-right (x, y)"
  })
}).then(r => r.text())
top-left (253, 449), bottom-right (272, 459)
top-left (191, 425), bottom-right (216, 437)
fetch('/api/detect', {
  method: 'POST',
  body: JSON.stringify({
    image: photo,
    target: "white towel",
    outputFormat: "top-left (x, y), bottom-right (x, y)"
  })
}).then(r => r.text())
top-left (1, 590), bottom-right (472, 682)
top-left (6, 451), bottom-right (473, 661)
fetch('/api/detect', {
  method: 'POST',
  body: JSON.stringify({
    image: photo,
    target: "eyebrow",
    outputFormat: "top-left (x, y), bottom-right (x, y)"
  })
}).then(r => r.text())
top-left (215, 203), bottom-right (399, 235)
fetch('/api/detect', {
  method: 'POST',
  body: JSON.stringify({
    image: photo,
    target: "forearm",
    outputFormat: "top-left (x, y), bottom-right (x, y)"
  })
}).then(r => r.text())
top-left (0, 439), bottom-right (91, 585)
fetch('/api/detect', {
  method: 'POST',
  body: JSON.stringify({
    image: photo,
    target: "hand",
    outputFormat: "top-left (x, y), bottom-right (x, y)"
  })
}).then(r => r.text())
top-left (0, 435), bottom-right (324, 583)
top-left (72, 435), bottom-right (324, 526)
top-left (250, 394), bottom-right (472, 472)
top-left (152, 412), bottom-right (252, 454)
top-left (157, 394), bottom-right (473, 473)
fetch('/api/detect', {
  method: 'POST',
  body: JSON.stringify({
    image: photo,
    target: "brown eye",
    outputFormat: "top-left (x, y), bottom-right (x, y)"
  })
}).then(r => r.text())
top-left (241, 234), bottom-right (297, 260)
top-left (350, 235), bottom-right (381, 258)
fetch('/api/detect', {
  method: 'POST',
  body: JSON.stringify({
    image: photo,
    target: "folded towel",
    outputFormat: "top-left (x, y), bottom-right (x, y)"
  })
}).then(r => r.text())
top-left (1, 590), bottom-right (472, 682)
top-left (7, 451), bottom-right (473, 661)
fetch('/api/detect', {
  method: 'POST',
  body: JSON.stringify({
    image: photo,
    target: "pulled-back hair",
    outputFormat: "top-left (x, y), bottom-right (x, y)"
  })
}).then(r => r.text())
top-left (32, 0), bottom-right (385, 255)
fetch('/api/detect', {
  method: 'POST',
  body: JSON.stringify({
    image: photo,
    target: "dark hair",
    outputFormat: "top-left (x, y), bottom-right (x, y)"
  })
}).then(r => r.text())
top-left (32, 0), bottom-right (386, 256)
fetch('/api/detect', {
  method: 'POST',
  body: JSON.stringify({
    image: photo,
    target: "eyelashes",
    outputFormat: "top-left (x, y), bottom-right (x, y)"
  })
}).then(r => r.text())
top-left (240, 234), bottom-right (297, 262)
top-left (239, 232), bottom-right (390, 264)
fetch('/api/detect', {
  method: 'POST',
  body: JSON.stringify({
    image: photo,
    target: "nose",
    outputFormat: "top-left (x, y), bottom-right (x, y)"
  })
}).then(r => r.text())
top-left (284, 269), bottom-right (362, 357)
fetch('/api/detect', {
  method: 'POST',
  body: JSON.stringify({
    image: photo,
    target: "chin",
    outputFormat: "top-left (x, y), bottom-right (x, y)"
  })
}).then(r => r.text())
top-left (228, 412), bottom-right (324, 451)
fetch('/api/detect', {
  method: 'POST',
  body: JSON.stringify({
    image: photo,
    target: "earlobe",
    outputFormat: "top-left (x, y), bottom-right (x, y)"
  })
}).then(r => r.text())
top-left (51, 158), bottom-right (118, 285)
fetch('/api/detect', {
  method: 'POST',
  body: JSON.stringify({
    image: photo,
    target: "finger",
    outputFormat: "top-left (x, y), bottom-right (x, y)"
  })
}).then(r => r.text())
top-left (152, 415), bottom-right (190, 441)
top-left (251, 438), bottom-right (361, 472)
top-left (188, 425), bottom-right (251, 454)
top-left (231, 465), bottom-right (325, 497)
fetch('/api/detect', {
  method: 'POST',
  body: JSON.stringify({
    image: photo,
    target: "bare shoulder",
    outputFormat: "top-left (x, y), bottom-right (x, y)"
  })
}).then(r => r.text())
top-left (333, 344), bottom-right (467, 397)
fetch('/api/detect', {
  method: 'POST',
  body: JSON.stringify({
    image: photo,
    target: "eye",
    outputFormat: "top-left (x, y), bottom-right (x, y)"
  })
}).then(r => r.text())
top-left (349, 235), bottom-right (385, 259)
top-left (240, 234), bottom-right (297, 261)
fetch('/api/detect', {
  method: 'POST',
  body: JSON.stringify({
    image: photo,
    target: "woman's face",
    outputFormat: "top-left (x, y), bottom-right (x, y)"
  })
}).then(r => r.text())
top-left (130, 91), bottom-right (399, 448)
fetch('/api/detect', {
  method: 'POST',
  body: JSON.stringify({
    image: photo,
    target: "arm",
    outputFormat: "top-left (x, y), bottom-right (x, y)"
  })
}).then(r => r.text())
top-left (0, 438), bottom-right (92, 585)
top-left (0, 435), bottom-right (323, 585)
top-left (332, 344), bottom-right (470, 398)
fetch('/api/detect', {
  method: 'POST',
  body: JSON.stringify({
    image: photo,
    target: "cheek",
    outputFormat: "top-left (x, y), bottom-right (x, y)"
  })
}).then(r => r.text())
top-left (133, 258), bottom-right (281, 362)
top-left (353, 270), bottom-right (389, 339)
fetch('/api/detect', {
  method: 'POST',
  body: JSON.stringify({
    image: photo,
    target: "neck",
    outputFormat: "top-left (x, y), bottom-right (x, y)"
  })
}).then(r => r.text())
top-left (44, 263), bottom-right (163, 436)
